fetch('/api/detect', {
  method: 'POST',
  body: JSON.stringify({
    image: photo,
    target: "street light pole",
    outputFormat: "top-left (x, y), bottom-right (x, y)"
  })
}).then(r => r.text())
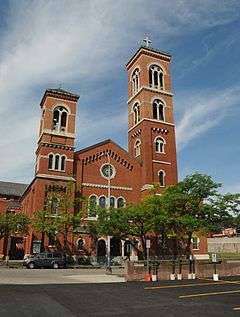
top-left (106, 152), bottom-right (111, 271)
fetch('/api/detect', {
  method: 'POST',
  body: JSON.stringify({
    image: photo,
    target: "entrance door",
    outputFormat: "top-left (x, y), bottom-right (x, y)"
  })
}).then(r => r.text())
top-left (9, 237), bottom-right (24, 260)
top-left (97, 239), bottom-right (106, 264)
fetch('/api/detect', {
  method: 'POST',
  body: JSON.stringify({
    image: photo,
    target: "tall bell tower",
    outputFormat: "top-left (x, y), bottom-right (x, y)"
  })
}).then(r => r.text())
top-left (126, 40), bottom-right (178, 193)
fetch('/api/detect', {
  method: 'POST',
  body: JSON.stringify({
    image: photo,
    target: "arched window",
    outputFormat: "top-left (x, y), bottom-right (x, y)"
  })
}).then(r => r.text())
top-left (77, 238), bottom-right (85, 251)
top-left (54, 154), bottom-right (60, 170)
top-left (159, 170), bottom-right (165, 187)
top-left (153, 99), bottom-right (165, 121)
top-left (134, 139), bottom-right (141, 157)
top-left (132, 68), bottom-right (140, 95)
top-left (110, 197), bottom-right (115, 208)
top-left (99, 196), bottom-right (106, 209)
top-left (117, 197), bottom-right (125, 208)
top-left (53, 106), bottom-right (68, 132)
top-left (155, 137), bottom-right (165, 153)
top-left (50, 196), bottom-right (59, 215)
top-left (133, 103), bottom-right (140, 125)
top-left (48, 154), bottom-right (53, 170)
top-left (88, 195), bottom-right (97, 217)
top-left (60, 156), bottom-right (66, 171)
top-left (149, 64), bottom-right (164, 90)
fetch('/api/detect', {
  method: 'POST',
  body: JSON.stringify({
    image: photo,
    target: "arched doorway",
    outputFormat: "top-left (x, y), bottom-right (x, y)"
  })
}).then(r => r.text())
top-left (110, 237), bottom-right (121, 257)
top-left (124, 240), bottom-right (132, 258)
top-left (97, 239), bottom-right (106, 264)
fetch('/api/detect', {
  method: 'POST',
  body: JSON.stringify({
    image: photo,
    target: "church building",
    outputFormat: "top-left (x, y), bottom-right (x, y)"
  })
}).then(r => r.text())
top-left (19, 43), bottom-right (180, 259)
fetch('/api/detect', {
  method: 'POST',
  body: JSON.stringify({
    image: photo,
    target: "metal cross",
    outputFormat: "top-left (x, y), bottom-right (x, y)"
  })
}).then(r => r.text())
top-left (143, 37), bottom-right (152, 48)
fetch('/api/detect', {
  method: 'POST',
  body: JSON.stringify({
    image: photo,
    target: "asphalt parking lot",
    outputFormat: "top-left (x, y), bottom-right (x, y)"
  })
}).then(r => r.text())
top-left (1, 274), bottom-right (240, 317)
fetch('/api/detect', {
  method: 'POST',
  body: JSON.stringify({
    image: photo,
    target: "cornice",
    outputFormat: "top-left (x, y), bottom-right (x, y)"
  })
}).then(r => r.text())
top-left (81, 183), bottom-right (133, 191)
top-left (128, 118), bottom-right (175, 133)
top-left (127, 86), bottom-right (173, 104)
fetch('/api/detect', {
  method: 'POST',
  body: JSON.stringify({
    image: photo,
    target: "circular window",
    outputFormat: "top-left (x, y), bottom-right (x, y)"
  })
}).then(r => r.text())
top-left (100, 164), bottom-right (116, 179)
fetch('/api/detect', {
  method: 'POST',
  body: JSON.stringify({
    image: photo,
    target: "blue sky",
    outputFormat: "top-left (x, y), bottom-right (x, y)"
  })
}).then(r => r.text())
top-left (0, 0), bottom-right (239, 193)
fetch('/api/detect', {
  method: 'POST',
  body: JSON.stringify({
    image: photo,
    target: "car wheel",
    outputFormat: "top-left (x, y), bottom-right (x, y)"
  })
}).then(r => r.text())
top-left (28, 262), bottom-right (34, 269)
top-left (53, 262), bottom-right (59, 269)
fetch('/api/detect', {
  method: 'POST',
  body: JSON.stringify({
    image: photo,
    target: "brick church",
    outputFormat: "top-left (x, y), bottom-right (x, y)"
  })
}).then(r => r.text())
top-left (2, 42), bottom-right (195, 260)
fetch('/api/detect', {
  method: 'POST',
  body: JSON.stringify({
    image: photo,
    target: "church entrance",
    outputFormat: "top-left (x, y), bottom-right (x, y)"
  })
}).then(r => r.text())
top-left (97, 239), bottom-right (106, 264)
top-left (110, 237), bottom-right (121, 257)
top-left (9, 237), bottom-right (24, 260)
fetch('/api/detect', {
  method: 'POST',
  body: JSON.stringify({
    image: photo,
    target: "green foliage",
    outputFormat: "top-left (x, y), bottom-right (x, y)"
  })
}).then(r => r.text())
top-left (0, 212), bottom-right (30, 239)
top-left (87, 173), bottom-right (240, 258)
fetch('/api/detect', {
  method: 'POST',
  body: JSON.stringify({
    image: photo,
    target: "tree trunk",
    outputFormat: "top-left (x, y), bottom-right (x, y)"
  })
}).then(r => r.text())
top-left (186, 232), bottom-right (192, 258)
top-left (40, 232), bottom-right (45, 252)
top-left (5, 235), bottom-right (11, 265)
top-left (140, 236), bottom-right (147, 260)
top-left (172, 236), bottom-right (178, 260)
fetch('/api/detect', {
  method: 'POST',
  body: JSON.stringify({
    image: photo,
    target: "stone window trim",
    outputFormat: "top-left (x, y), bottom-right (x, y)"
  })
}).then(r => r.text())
top-left (76, 238), bottom-right (85, 251)
top-left (152, 99), bottom-right (165, 122)
top-left (131, 67), bottom-right (140, 96)
top-left (52, 106), bottom-right (69, 133)
top-left (134, 139), bottom-right (141, 157)
top-left (154, 136), bottom-right (166, 154)
top-left (148, 63), bottom-right (165, 90)
top-left (100, 163), bottom-right (116, 180)
top-left (87, 194), bottom-right (98, 219)
top-left (132, 102), bottom-right (141, 125)
top-left (48, 153), bottom-right (67, 172)
top-left (192, 237), bottom-right (200, 250)
top-left (158, 169), bottom-right (166, 187)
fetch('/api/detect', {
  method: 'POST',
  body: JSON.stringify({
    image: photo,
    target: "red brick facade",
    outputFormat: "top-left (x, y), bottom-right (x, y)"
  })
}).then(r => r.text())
top-left (20, 45), bottom-right (182, 258)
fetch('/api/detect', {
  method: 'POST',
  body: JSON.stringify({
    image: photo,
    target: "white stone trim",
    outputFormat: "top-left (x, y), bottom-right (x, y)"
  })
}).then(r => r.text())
top-left (128, 118), bottom-right (174, 133)
top-left (141, 184), bottom-right (154, 191)
top-left (153, 160), bottom-right (171, 165)
top-left (127, 86), bottom-right (173, 104)
top-left (158, 170), bottom-right (166, 187)
top-left (100, 163), bottom-right (116, 180)
top-left (82, 183), bottom-right (132, 191)
top-left (45, 96), bottom-right (77, 104)
top-left (36, 174), bottom-right (75, 181)
top-left (38, 129), bottom-right (75, 143)
top-left (39, 155), bottom-right (73, 162)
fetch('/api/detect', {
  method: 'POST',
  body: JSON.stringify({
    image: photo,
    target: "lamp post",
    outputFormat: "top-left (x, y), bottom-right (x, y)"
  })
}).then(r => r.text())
top-left (106, 152), bottom-right (111, 271)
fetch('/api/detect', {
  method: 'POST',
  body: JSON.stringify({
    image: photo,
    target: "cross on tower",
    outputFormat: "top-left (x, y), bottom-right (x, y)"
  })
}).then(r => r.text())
top-left (142, 37), bottom-right (152, 48)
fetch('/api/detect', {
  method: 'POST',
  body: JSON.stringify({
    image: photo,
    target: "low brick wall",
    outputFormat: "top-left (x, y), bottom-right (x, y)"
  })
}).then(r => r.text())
top-left (125, 260), bottom-right (240, 281)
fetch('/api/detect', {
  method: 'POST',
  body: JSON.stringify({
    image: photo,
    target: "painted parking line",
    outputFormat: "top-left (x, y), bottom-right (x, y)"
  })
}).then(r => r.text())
top-left (145, 280), bottom-right (238, 290)
top-left (179, 289), bottom-right (240, 299)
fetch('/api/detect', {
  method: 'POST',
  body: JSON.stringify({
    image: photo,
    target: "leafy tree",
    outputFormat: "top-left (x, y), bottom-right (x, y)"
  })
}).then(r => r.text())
top-left (0, 212), bottom-right (30, 262)
top-left (32, 181), bottom-right (82, 256)
top-left (32, 210), bottom-right (58, 252)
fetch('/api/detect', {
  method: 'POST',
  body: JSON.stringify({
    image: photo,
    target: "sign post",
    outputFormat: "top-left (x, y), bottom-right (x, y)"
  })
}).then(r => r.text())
top-left (212, 253), bottom-right (218, 281)
top-left (188, 254), bottom-right (193, 279)
top-left (144, 239), bottom-right (151, 281)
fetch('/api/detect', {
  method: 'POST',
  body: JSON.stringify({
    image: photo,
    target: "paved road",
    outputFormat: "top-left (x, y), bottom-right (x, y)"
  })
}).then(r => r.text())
top-left (0, 268), bottom-right (125, 284)
top-left (1, 274), bottom-right (240, 316)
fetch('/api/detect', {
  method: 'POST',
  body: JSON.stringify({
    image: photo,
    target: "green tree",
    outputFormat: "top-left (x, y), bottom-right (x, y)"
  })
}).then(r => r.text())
top-left (0, 212), bottom-right (30, 262)
top-left (32, 210), bottom-right (58, 252)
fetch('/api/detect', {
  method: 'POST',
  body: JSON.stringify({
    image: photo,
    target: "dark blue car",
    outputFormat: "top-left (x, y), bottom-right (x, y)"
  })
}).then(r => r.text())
top-left (24, 252), bottom-right (66, 269)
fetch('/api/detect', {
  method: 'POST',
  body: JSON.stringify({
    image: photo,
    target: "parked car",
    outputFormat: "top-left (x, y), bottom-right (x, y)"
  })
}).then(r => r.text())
top-left (23, 252), bottom-right (66, 269)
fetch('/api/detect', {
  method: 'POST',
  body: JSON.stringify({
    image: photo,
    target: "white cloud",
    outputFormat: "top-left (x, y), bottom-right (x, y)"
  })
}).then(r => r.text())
top-left (176, 86), bottom-right (240, 151)
top-left (0, 0), bottom-right (239, 182)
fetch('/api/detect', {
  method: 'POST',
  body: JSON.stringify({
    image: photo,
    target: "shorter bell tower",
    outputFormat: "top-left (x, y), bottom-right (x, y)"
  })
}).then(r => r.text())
top-left (35, 88), bottom-right (79, 180)
top-left (126, 40), bottom-right (178, 192)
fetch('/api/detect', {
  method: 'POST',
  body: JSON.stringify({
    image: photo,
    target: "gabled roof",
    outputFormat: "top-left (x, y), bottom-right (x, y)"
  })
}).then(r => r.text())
top-left (126, 45), bottom-right (171, 69)
top-left (75, 139), bottom-right (140, 164)
top-left (75, 139), bottom-right (129, 155)
top-left (0, 181), bottom-right (28, 198)
top-left (40, 88), bottom-right (80, 107)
